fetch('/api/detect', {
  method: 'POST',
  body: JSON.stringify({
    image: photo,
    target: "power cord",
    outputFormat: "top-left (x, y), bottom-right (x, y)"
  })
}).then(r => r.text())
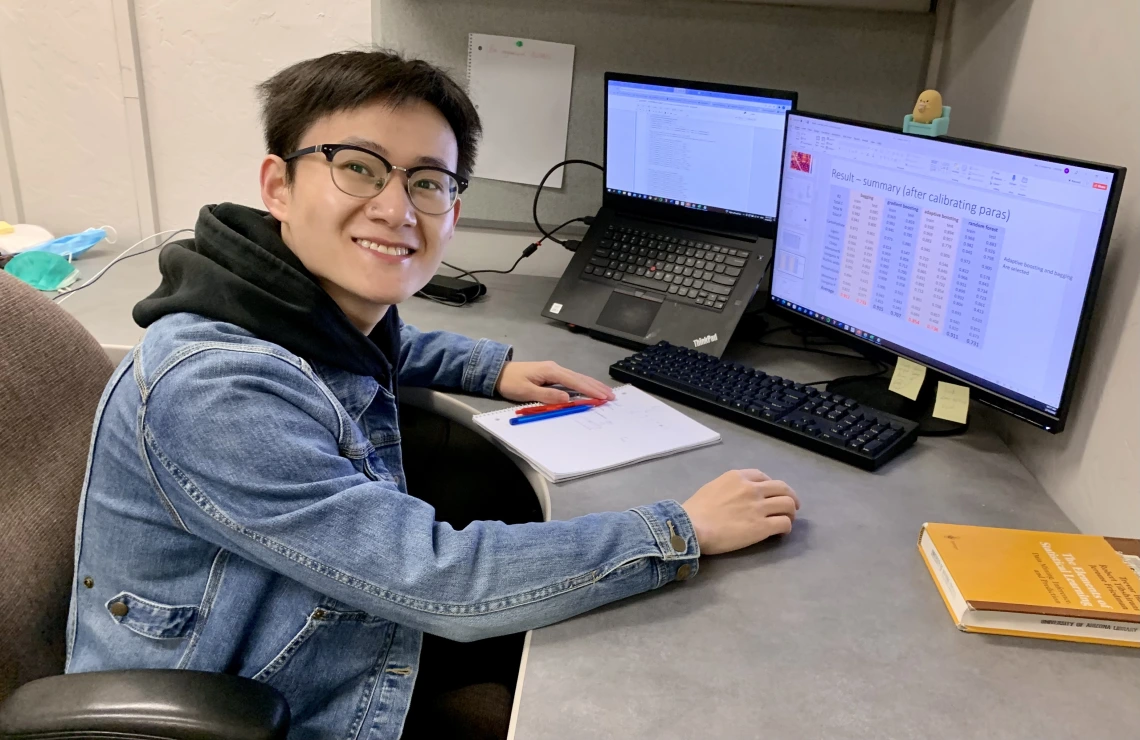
top-left (54, 229), bottom-right (194, 304)
top-left (533, 159), bottom-right (603, 249)
top-left (433, 215), bottom-right (593, 304)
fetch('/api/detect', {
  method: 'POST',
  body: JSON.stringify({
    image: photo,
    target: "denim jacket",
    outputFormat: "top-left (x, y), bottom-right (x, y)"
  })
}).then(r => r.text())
top-left (66, 312), bottom-right (700, 740)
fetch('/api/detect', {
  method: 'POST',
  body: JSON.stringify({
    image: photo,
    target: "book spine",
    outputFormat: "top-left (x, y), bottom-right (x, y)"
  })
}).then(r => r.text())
top-left (919, 528), bottom-right (970, 628)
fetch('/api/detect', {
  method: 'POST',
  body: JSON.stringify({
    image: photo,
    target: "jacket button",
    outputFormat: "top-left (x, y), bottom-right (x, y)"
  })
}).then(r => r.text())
top-left (109, 602), bottom-right (129, 617)
top-left (676, 564), bottom-right (692, 582)
top-left (312, 609), bottom-right (326, 620)
top-left (83, 577), bottom-right (94, 589)
top-left (669, 534), bottom-right (687, 553)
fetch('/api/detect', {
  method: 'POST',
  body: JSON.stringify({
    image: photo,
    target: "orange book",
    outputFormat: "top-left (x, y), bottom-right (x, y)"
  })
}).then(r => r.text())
top-left (919, 522), bottom-right (1140, 647)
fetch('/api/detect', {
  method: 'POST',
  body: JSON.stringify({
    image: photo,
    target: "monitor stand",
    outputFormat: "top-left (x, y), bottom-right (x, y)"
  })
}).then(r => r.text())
top-left (827, 375), bottom-right (968, 436)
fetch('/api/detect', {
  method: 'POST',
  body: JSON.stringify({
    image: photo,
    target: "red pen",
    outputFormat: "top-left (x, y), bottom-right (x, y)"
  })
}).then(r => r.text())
top-left (514, 398), bottom-right (607, 416)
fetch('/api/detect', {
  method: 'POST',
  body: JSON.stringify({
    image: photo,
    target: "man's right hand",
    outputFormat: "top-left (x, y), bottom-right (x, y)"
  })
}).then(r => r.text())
top-left (681, 469), bottom-right (800, 555)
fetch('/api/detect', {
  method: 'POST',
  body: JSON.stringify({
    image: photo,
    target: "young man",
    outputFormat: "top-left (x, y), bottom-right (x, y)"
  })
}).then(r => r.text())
top-left (67, 51), bottom-right (799, 739)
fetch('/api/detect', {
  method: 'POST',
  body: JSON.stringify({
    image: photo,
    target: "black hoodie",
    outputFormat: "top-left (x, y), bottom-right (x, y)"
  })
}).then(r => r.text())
top-left (133, 203), bottom-right (400, 388)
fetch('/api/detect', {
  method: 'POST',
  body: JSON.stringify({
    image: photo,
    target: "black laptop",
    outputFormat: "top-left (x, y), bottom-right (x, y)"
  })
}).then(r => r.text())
top-left (542, 72), bottom-right (798, 357)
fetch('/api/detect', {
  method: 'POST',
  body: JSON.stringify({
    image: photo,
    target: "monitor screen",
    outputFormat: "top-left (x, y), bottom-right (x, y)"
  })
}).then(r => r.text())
top-left (771, 112), bottom-right (1121, 425)
top-left (604, 79), bottom-right (794, 221)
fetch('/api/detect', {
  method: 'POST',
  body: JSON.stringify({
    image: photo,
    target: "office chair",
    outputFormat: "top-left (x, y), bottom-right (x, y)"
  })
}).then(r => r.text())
top-left (0, 271), bottom-right (289, 739)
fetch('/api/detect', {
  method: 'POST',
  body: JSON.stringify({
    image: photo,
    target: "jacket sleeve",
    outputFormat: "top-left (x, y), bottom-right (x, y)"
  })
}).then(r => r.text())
top-left (141, 349), bottom-right (699, 643)
top-left (397, 319), bottom-right (511, 397)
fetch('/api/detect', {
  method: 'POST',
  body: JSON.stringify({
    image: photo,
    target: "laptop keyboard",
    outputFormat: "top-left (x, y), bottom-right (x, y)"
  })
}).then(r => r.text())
top-left (581, 224), bottom-right (751, 313)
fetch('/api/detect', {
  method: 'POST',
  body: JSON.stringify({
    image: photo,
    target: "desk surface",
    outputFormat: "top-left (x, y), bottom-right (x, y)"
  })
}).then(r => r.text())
top-left (62, 246), bottom-right (1140, 739)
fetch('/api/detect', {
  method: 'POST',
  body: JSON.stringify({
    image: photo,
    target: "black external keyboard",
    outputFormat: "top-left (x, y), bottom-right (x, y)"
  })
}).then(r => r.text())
top-left (581, 224), bottom-right (751, 313)
top-left (610, 342), bottom-right (920, 470)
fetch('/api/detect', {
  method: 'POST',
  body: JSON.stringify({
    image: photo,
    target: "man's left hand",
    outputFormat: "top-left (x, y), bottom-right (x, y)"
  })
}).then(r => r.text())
top-left (495, 361), bottom-right (616, 404)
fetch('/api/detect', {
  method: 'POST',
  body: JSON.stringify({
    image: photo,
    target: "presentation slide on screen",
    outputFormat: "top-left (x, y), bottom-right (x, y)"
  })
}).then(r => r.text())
top-left (772, 120), bottom-right (1112, 410)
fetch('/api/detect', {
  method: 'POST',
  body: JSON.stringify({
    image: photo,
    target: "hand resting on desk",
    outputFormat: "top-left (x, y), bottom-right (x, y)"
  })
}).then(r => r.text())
top-left (495, 360), bottom-right (616, 403)
top-left (682, 469), bottom-right (800, 554)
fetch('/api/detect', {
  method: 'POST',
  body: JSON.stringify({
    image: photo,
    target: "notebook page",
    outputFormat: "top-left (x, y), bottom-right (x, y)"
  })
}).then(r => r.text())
top-left (467, 34), bottom-right (575, 186)
top-left (472, 385), bottom-right (720, 481)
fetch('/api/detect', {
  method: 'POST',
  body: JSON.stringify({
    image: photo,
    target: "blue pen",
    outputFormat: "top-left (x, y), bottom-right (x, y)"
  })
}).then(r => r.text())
top-left (508, 404), bottom-right (594, 425)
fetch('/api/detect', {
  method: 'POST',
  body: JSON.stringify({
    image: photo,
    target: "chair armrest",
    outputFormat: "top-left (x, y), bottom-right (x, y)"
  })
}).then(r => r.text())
top-left (0, 670), bottom-right (289, 740)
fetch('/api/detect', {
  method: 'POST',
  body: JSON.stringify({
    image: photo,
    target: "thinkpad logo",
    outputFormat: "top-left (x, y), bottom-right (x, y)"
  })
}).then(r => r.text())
top-left (692, 334), bottom-right (718, 348)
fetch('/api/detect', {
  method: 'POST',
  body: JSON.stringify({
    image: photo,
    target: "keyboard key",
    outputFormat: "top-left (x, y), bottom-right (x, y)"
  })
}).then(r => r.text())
top-left (725, 266), bottom-right (742, 277)
top-left (684, 257), bottom-right (696, 267)
top-left (695, 251), bottom-right (707, 261)
top-left (682, 277), bottom-right (694, 287)
top-left (604, 270), bottom-right (614, 278)
top-left (596, 249), bottom-right (611, 258)
top-left (590, 256), bottom-right (608, 267)
top-left (614, 272), bottom-right (624, 281)
top-left (702, 271), bottom-right (714, 280)
top-left (636, 267), bottom-right (647, 276)
top-left (706, 284), bottom-right (731, 296)
top-left (692, 280), bottom-right (704, 289)
top-left (685, 248), bottom-right (696, 257)
top-left (712, 274), bottom-right (736, 286)
top-left (584, 265), bottom-right (595, 274)
top-left (668, 285), bottom-right (679, 294)
top-left (725, 256), bottom-right (747, 267)
top-left (621, 273), bottom-right (666, 292)
top-left (695, 260), bottom-right (706, 269)
top-left (714, 264), bottom-right (727, 274)
top-left (695, 298), bottom-right (705, 306)
top-left (714, 254), bottom-right (726, 264)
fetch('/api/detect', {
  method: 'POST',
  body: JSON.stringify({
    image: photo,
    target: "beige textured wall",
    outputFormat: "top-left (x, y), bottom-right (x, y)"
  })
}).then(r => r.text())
top-left (941, 0), bottom-right (1140, 536)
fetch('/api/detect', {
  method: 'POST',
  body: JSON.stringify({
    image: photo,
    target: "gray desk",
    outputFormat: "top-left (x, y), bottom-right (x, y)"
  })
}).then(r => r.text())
top-left (60, 246), bottom-right (1140, 739)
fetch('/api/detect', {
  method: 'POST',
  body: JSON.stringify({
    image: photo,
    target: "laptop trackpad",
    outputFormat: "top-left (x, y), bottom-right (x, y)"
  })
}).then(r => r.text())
top-left (596, 290), bottom-right (662, 337)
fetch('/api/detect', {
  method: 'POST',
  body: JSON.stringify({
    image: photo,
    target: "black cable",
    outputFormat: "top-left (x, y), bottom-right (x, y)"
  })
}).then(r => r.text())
top-left (438, 215), bottom-right (589, 287)
top-left (533, 159), bottom-right (602, 245)
top-left (799, 364), bottom-right (890, 388)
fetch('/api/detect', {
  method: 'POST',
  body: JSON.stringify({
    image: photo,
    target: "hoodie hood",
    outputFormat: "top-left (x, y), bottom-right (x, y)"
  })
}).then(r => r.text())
top-left (133, 203), bottom-right (399, 385)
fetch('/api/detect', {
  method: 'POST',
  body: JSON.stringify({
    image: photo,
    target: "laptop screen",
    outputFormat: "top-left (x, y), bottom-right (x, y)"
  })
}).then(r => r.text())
top-left (605, 79), bottom-right (794, 222)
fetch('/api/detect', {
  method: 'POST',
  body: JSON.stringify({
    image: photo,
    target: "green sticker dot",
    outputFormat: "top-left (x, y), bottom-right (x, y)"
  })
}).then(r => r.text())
top-left (516, 40), bottom-right (523, 47)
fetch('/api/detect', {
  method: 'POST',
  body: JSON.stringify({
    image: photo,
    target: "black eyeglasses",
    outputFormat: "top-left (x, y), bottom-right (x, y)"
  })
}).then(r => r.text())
top-left (283, 143), bottom-right (468, 215)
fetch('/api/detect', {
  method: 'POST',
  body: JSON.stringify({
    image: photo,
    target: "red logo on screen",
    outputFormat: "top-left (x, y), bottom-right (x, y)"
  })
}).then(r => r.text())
top-left (1093, 182), bottom-right (1108, 190)
top-left (791, 151), bottom-right (813, 173)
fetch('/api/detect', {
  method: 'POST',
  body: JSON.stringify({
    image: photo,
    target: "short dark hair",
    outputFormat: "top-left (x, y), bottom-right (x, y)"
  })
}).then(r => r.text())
top-left (257, 49), bottom-right (481, 180)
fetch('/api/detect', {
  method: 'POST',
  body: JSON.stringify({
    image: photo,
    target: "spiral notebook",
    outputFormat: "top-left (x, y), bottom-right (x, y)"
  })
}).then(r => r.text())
top-left (471, 385), bottom-right (721, 482)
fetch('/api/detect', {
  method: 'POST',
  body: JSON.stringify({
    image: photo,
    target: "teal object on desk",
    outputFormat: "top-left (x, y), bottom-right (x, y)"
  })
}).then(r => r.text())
top-left (4, 250), bottom-right (80, 291)
top-left (903, 105), bottom-right (951, 137)
top-left (509, 404), bottom-right (594, 425)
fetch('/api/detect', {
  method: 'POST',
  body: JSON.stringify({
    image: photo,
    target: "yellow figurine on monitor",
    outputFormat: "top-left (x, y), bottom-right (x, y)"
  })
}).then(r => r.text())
top-left (904, 89), bottom-right (950, 136)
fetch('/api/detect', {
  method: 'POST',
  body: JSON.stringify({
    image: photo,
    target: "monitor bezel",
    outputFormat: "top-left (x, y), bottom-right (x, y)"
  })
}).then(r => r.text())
top-left (768, 110), bottom-right (1127, 433)
top-left (602, 71), bottom-right (798, 240)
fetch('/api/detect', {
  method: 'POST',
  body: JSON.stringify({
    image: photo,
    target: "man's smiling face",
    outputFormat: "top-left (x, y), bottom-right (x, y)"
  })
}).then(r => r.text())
top-left (261, 100), bottom-right (461, 331)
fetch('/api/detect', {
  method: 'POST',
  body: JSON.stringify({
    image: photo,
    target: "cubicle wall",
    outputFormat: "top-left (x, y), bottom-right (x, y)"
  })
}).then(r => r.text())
top-left (377, 0), bottom-right (935, 230)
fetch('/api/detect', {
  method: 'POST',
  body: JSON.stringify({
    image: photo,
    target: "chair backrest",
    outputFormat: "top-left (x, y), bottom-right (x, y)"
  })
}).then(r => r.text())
top-left (0, 272), bottom-right (114, 701)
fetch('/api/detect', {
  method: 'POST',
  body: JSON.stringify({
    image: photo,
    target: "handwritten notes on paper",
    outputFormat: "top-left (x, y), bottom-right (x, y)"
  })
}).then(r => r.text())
top-left (933, 382), bottom-right (970, 424)
top-left (889, 357), bottom-right (927, 400)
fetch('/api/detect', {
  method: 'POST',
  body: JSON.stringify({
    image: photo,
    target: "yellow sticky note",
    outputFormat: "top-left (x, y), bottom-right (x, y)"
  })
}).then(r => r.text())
top-left (933, 381), bottom-right (969, 424)
top-left (888, 357), bottom-right (926, 400)
top-left (0, 221), bottom-right (13, 235)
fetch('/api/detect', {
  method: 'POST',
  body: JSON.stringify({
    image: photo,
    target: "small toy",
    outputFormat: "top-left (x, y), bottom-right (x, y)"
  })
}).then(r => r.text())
top-left (903, 89), bottom-right (951, 137)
